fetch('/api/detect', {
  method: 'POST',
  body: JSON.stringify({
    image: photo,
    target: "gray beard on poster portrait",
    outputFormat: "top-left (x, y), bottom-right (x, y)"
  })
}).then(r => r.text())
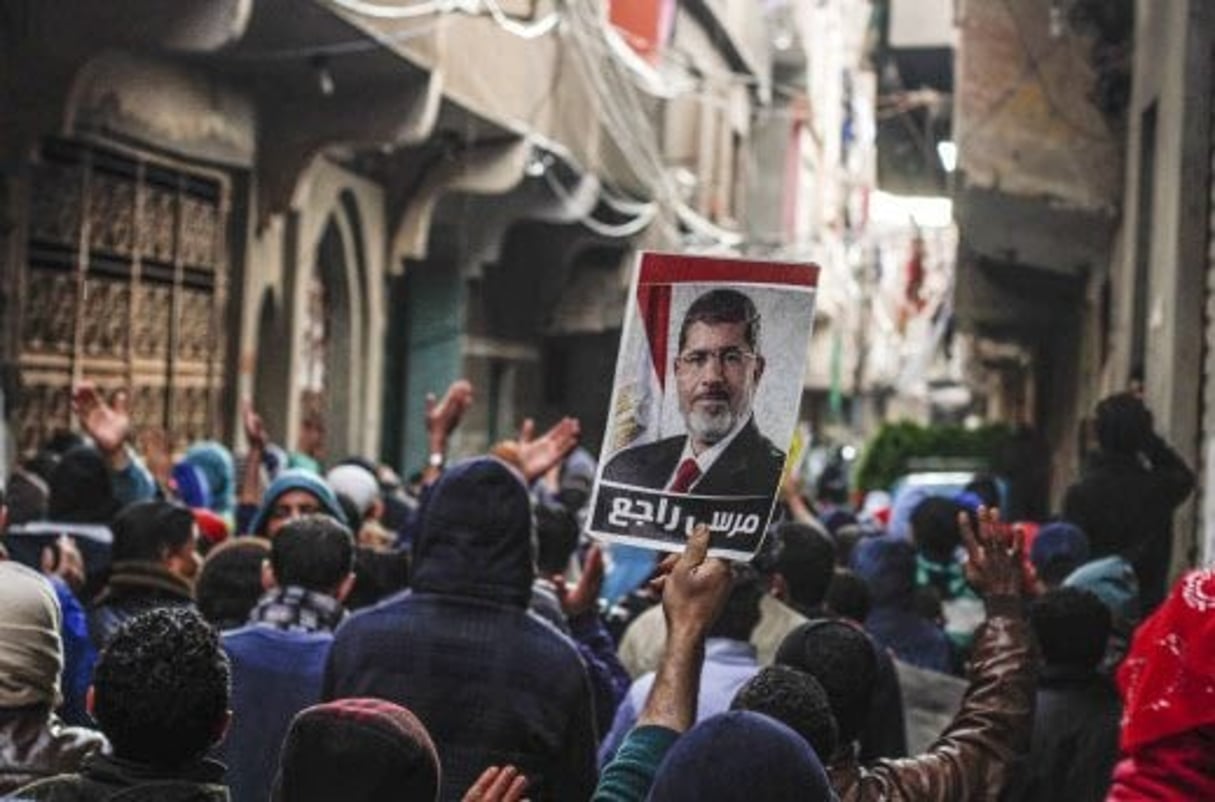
top-left (601, 416), bottom-right (786, 497)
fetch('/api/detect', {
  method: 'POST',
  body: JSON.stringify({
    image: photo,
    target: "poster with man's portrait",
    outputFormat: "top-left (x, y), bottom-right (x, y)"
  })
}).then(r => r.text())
top-left (588, 252), bottom-right (820, 560)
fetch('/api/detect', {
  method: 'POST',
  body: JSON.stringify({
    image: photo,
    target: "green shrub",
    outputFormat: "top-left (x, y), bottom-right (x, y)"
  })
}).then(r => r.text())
top-left (855, 421), bottom-right (1014, 492)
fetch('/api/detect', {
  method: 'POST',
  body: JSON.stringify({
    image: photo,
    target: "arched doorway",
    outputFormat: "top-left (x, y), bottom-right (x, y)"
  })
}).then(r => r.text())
top-left (297, 217), bottom-right (354, 462)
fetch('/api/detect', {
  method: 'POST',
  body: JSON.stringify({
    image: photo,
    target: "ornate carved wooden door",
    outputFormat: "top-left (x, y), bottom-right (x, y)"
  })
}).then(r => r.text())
top-left (14, 137), bottom-right (229, 456)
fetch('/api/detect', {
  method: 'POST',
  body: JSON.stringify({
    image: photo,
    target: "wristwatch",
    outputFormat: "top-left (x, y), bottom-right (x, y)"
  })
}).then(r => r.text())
top-left (427, 452), bottom-right (444, 470)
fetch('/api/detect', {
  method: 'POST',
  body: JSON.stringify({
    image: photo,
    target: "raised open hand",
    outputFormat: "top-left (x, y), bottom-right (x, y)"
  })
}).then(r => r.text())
top-left (516, 417), bottom-right (580, 482)
top-left (242, 398), bottom-right (269, 451)
top-left (958, 506), bottom-right (1024, 599)
top-left (553, 544), bottom-right (604, 618)
top-left (426, 379), bottom-right (474, 449)
top-left (462, 765), bottom-right (528, 802)
top-left (72, 382), bottom-right (131, 456)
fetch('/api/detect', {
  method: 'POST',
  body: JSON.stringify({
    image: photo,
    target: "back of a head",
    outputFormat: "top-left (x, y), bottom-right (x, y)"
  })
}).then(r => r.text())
top-left (271, 515), bottom-right (355, 594)
top-left (534, 501), bottom-right (579, 577)
top-left (196, 537), bottom-right (272, 629)
top-left (731, 666), bottom-right (839, 761)
top-left (647, 711), bottom-right (832, 802)
top-left (0, 561), bottom-right (63, 709)
top-left (909, 496), bottom-right (963, 564)
top-left (707, 567), bottom-right (764, 642)
top-left (851, 536), bottom-right (916, 606)
top-left (1031, 587), bottom-right (1111, 671)
top-left (111, 499), bottom-right (196, 563)
top-left (48, 445), bottom-right (119, 524)
top-left (410, 457), bottom-right (535, 607)
top-left (1094, 393), bottom-right (1152, 455)
top-left (184, 441), bottom-right (236, 513)
top-left (93, 607), bottom-right (230, 767)
top-left (769, 521), bottom-right (836, 610)
top-left (275, 698), bottom-right (440, 802)
top-left (776, 620), bottom-right (877, 746)
top-left (1031, 522), bottom-right (1091, 588)
top-left (815, 464), bottom-right (849, 506)
top-left (825, 568), bottom-right (872, 623)
top-left (963, 475), bottom-right (1000, 509)
top-left (326, 463), bottom-right (380, 520)
top-left (346, 547), bottom-right (411, 611)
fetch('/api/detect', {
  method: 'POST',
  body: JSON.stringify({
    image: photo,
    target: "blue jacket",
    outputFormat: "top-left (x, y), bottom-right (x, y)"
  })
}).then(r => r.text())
top-left (598, 638), bottom-right (759, 767)
top-left (323, 458), bottom-right (598, 802)
top-left (854, 536), bottom-right (954, 674)
top-left (220, 625), bottom-right (333, 802)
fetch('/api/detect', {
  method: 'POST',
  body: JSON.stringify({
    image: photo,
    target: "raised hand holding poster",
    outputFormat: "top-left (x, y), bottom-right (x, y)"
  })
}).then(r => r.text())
top-left (588, 252), bottom-right (820, 560)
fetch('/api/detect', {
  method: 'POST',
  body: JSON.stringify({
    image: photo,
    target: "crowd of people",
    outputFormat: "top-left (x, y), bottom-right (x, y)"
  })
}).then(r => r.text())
top-left (0, 379), bottom-right (1212, 801)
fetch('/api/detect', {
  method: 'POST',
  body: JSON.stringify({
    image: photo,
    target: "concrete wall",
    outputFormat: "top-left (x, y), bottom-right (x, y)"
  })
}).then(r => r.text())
top-left (1106, 0), bottom-right (1214, 570)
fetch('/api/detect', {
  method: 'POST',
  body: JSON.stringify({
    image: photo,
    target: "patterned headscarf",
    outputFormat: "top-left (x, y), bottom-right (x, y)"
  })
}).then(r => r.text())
top-left (1117, 567), bottom-right (1215, 752)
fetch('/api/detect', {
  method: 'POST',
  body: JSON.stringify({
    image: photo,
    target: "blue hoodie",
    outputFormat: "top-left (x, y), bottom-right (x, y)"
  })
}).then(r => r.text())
top-left (247, 469), bottom-right (348, 536)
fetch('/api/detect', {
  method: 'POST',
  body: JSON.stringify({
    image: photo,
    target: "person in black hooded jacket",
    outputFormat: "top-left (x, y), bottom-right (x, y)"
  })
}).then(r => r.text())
top-left (323, 455), bottom-right (597, 802)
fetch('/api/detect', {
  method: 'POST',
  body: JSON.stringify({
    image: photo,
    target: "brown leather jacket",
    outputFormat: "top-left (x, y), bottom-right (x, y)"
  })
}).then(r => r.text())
top-left (828, 599), bottom-right (1035, 802)
top-left (0, 707), bottom-right (108, 796)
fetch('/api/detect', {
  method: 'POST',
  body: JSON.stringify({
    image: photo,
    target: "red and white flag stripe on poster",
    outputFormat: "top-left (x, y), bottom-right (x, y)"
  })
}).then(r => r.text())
top-left (591, 251), bottom-right (820, 561)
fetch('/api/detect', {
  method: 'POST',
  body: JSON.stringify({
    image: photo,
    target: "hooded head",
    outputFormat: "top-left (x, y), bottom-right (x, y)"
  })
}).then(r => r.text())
top-left (275, 698), bottom-right (440, 802)
top-left (851, 536), bottom-right (916, 607)
top-left (48, 445), bottom-right (120, 524)
top-left (409, 457), bottom-right (534, 608)
top-left (250, 469), bottom-right (348, 537)
top-left (0, 561), bottom-right (63, 709)
top-left (184, 441), bottom-right (237, 516)
top-left (1031, 522), bottom-right (1091, 588)
top-left (172, 462), bottom-right (213, 511)
top-left (646, 711), bottom-right (833, 802)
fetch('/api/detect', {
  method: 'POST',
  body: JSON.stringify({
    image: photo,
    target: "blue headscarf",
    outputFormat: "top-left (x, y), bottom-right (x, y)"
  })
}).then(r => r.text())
top-left (248, 469), bottom-right (348, 535)
top-left (184, 441), bottom-right (237, 517)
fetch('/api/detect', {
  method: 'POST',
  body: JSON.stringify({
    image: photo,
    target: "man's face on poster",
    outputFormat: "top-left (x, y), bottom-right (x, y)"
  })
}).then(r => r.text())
top-left (674, 320), bottom-right (765, 451)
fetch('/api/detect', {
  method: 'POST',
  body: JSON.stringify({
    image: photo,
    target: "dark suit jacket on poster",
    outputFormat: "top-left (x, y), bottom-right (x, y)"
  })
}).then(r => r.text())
top-left (602, 417), bottom-right (785, 497)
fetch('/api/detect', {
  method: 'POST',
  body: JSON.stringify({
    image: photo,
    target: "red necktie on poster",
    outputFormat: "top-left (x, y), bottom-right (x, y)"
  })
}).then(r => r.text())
top-left (669, 458), bottom-right (702, 493)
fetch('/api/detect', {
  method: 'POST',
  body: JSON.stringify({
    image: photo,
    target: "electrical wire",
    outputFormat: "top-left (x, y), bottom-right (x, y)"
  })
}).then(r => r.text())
top-left (543, 169), bottom-right (659, 238)
top-left (329, 0), bottom-right (463, 19)
top-left (483, 0), bottom-right (560, 39)
top-left (328, 0), bottom-right (560, 39)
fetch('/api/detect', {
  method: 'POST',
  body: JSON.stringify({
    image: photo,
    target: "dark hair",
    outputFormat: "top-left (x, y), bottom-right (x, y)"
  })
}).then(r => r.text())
top-left (707, 566), bottom-right (764, 641)
top-left (909, 496), bottom-right (964, 564)
top-left (48, 446), bottom-right (120, 524)
top-left (776, 620), bottom-right (877, 744)
top-left (346, 547), bottom-right (411, 611)
top-left (1031, 587), bottom-right (1111, 670)
top-left (335, 493), bottom-right (365, 534)
top-left (271, 515), bottom-right (355, 594)
top-left (963, 475), bottom-right (1000, 508)
top-left (824, 568), bottom-right (871, 623)
top-left (816, 465), bottom-right (849, 505)
top-left (1094, 393), bottom-right (1153, 455)
top-left (196, 537), bottom-right (272, 630)
top-left (677, 289), bottom-right (761, 354)
top-left (535, 502), bottom-right (580, 576)
top-left (770, 522), bottom-right (836, 611)
top-left (110, 500), bottom-right (196, 563)
top-left (732, 665), bottom-right (839, 760)
top-left (92, 607), bottom-right (230, 766)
